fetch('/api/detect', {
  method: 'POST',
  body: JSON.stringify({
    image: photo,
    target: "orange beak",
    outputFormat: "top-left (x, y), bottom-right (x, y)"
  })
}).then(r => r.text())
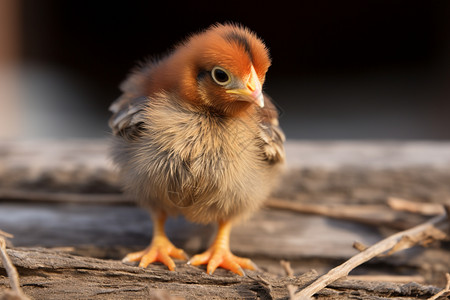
top-left (226, 65), bottom-right (264, 108)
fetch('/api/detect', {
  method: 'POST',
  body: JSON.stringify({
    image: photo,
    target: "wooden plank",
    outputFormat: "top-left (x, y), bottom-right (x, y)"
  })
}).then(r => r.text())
top-left (0, 247), bottom-right (441, 300)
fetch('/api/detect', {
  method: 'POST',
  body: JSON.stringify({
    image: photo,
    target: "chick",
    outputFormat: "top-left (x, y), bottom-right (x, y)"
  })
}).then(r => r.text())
top-left (109, 23), bottom-right (285, 275)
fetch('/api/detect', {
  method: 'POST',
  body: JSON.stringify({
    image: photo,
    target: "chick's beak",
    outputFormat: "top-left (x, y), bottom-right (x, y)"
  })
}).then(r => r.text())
top-left (226, 65), bottom-right (265, 108)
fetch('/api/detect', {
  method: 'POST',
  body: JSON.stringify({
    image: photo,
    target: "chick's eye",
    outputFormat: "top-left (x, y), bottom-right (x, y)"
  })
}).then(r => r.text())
top-left (211, 67), bottom-right (231, 85)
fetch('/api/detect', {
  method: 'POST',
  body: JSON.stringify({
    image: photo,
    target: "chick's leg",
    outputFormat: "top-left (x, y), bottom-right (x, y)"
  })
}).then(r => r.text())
top-left (188, 220), bottom-right (256, 276)
top-left (122, 212), bottom-right (187, 270)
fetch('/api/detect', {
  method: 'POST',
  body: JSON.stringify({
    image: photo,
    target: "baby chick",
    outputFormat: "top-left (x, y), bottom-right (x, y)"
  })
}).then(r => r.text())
top-left (109, 23), bottom-right (285, 275)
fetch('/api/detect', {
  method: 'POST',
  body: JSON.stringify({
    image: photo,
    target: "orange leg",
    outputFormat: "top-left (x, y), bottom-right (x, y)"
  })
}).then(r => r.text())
top-left (188, 220), bottom-right (256, 276)
top-left (122, 212), bottom-right (187, 270)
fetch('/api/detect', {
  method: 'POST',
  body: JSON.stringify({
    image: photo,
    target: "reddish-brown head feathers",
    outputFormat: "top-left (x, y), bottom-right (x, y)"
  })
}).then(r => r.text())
top-left (143, 24), bottom-right (271, 116)
top-left (188, 24), bottom-right (271, 80)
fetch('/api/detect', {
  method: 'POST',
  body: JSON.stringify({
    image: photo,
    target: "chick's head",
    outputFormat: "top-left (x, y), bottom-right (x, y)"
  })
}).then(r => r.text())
top-left (160, 24), bottom-right (271, 116)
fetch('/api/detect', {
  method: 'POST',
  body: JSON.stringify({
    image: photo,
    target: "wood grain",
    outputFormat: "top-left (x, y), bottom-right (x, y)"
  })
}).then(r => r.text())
top-left (1, 247), bottom-right (441, 300)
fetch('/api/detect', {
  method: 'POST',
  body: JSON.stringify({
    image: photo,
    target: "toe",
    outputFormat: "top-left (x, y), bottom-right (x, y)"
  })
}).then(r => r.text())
top-left (232, 255), bottom-right (257, 271)
top-left (122, 249), bottom-right (146, 263)
top-left (188, 250), bottom-right (212, 266)
top-left (206, 253), bottom-right (223, 275)
top-left (138, 249), bottom-right (157, 268)
top-left (170, 247), bottom-right (189, 260)
top-left (220, 257), bottom-right (245, 276)
top-left (158, 251), bottom-right (176, 271)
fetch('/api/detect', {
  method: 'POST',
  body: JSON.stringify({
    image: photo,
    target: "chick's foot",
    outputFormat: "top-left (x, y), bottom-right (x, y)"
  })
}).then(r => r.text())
top-left (188, 220), bottom-right (256, 276)
top-left (188, 246), bottom-right (255, 276)
top-left (123, 235), bottom-right (188, 270)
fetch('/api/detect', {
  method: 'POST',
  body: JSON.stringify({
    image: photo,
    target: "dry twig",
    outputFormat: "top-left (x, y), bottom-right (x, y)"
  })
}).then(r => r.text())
top-left (346, 275), bottom-right (425, 283)
top-left (280, 260), bottom-right (294, 277)
top-left (428, 273), bottom-right (450, 300)
top-left (291, 211), bottom-right (448, 300)
top-left (287, 285), bottom-right (298, 299)
top-left (265, 198), bottom-right (423, 230)
top-left (0, 237), bottom-right (30, 300)
top-left (0, 230), bottom-right (13, 239)
top-left (352, 241), bottom-right (368, 252)
top-left (388, 197), bottom-right (446, 216)
top-left (0, 189), bottom-right (132, 205)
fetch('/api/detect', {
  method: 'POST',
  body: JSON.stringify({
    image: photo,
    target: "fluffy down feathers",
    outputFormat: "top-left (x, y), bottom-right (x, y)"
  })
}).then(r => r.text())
top-left (109, 23), bottom-right (285, 224)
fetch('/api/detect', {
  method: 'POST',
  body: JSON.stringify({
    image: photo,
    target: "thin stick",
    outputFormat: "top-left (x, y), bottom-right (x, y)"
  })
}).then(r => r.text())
top-left (388, 197), bottom-right (445, 215)
top-left (293, 212), bottom-right (448, 299)
top-left (428, 273), bottom-right (450, 300)
top-left (0, 229), bottom-right (14, 239)
top-left (0, 237), bottom-right (26, 297)
top-left (0, 189), bottom-right (133, 205)
top-left (280, 260), bottom-right (294, 277)
top-left (346, 275), bottom-right (425, 283)
top-left (287, 285), bottom-right (298, 299)
top-left (265, 198), bottom-right (421, 230)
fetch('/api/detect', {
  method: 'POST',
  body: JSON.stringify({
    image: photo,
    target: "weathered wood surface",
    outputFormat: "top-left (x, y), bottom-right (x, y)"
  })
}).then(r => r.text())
top-left (1, 140), bottom-right (450, 299)
top-left (1, 247), bottom-right (442, 300)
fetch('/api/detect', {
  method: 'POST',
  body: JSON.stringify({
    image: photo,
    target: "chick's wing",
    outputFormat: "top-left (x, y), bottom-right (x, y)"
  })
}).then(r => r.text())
top-left (258, 93), bottom-right (285, 164)
top-left (108, 62), bottom-right (157, 140)
top-left (109, 95), bottom-right (149, 140)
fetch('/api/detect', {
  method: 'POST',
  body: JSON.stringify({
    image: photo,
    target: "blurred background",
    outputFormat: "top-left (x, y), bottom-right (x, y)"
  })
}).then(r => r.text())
top-left (0, 0), bottom-right (449, 140)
